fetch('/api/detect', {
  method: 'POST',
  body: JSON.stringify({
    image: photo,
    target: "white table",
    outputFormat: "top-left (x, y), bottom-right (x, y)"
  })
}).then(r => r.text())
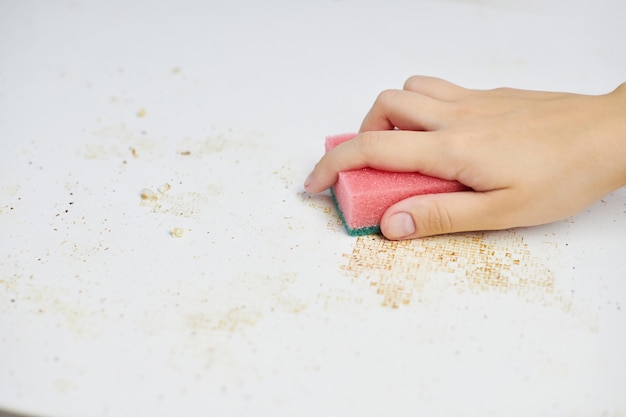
top-left (1, 1), bottom-right (625, 416)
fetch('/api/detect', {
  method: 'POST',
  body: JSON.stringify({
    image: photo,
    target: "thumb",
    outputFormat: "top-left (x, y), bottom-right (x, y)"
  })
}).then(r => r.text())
top-left (379, 191), bottom-right (508, 239)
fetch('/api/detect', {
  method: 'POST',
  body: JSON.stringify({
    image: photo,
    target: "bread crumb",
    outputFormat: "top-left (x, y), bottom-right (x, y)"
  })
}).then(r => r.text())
top-left (141, 188), bottom-right (158, 201)
top-left (157, 183), bottom-right (171, 194)
top-left (180, 150), bottom-right (191, 156)
top-left (171, 227), bottom-right (185, 238)
top-left (137, 108), bottom-right (146, 118)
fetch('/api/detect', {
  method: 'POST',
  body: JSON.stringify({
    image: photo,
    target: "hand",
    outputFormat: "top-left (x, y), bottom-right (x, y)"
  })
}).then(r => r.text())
top-left (304, 76), bottom-right (626, 240)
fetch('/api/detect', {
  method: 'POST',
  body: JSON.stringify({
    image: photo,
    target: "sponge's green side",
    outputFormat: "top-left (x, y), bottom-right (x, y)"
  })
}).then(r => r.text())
top-left (330, 188), bottom-right (381, 236)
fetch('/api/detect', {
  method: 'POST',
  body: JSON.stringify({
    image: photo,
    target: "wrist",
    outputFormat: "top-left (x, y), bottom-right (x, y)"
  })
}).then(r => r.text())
top-left (609, 83), bottom-right (626, 187)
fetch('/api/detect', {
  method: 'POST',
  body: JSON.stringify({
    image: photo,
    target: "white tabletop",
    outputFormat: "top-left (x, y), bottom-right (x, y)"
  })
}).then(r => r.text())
top-left (1, 1), bottom-right (625, 416)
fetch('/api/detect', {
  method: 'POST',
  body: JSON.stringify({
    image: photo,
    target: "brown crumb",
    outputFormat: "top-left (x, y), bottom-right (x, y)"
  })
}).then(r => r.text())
top-left (180, 150), bottom-right (191, 156)
top-left (130, 147), bottom-right (138, 158)
top-left (140, 188), bottom-right (158, 201)
top-left (157, 183), bottom-right (171, 194)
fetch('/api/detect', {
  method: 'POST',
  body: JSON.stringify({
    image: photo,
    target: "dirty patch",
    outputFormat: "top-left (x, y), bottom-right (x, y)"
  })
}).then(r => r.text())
top-left (175, 129), bottom-right (265, 158)
top-left (271, 161), bottom-right (296, 190)
top-left (139, 184), bottom-right (221, 218)
top-left (341, 232), bottom-right (572, 311)
top-left (300, 191), bottom-right (345, 233)
top-left (79, 124), bottom-right (164, 160)
top-left (0, 185), bottom-right (22, 216)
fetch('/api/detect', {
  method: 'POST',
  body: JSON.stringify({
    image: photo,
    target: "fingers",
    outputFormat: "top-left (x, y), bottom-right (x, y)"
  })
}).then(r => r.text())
top-left (359, 89), bottom-right (450, 132)
top-left (403, 75), bottom-right (468, 101)
top-left (359, 76), bottom-right (467, 132)
top-left (380, 190), bottom-right (511, 239)
top-left (304, 130), bottom-right (457, 194)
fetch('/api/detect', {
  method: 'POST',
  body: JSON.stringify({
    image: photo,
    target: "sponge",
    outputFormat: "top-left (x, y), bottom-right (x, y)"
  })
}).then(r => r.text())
top-left (326, 133), bottom-right (469, 236)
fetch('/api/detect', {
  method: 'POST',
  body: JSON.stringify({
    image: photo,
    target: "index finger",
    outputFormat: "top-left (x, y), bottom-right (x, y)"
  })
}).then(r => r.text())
top-left (304, 130), bottom-right (458, 194)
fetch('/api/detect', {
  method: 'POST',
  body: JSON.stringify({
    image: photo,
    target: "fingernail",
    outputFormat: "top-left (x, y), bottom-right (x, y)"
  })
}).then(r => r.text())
top-left (386, 212), bottom-right (416, 238)
top-left (304, 172), bottom-right (313, 190)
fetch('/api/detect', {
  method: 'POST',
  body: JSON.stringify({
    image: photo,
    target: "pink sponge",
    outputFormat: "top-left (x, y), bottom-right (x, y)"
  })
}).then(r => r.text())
top-left (326, 133), bottom-right (469, 236)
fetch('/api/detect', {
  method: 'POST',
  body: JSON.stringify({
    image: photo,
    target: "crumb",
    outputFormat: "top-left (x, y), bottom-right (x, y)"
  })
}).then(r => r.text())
top-left (140, 188), bottom-right (158, 201)
top-left (130, 147), bottom-right (138, 158)
top-left (171, 67), bottom-right (182, 74)
top-left (171, 227), bottom-right (185, 238)
top-left (180, 150), bottom-right (191, 156)
top-left (157, 183), bottom-right (171, 194)
top-left (137, 108), bottom-right (146, 118)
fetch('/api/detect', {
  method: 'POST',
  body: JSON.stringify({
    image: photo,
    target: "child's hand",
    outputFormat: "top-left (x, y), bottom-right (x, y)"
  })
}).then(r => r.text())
top-left (305, 76), bottom-right (626, 239)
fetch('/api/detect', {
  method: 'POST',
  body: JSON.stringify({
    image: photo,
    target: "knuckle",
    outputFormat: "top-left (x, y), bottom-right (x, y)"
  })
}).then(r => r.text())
top-left (403, 75), bottom-right (426, 90)
top-left (355, 131), bottom-right (382, 159)
top-left (403, 75), bottom-right (439, 91)
top-left (374, 89), bottom-right (401, 109)
top-left (489, 86), bottom-right (515, 96)
top-left (449, 97), bottom-right (491, 120)
top-left (414, 199), bottom-right (454, 236)
top-left (449, 101), bottom-right (475, 120)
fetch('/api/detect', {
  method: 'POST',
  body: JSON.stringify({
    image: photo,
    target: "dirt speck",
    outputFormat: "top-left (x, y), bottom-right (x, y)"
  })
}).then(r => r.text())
top-left (140, 188), bottom-right (158, 201)
top-left (171, 227), bottom-right (185, 238)
top-left (157, 183), bottom-right (171, 194)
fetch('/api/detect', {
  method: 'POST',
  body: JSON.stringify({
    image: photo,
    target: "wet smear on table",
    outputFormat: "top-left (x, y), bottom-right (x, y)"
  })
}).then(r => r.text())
top-left (340, 232), bottom-right (580, 316)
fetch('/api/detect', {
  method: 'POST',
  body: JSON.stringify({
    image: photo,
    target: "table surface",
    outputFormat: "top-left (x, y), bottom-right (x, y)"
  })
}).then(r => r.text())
top-left (1, 1), bottom-right (625, 416)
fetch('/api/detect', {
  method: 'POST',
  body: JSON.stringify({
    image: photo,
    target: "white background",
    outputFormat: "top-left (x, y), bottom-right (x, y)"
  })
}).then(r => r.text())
top-left (1, 0), bottom-right (625, 416)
